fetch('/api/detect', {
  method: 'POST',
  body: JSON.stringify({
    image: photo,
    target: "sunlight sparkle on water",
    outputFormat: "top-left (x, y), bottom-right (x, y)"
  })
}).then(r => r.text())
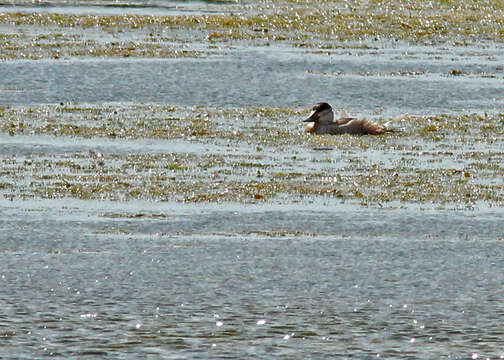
top-left (80, 313), bottom-right (97, 319)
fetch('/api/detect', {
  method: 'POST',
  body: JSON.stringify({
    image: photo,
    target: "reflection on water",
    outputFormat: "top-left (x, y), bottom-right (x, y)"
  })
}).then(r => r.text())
top-left (2, 2), bottom-right (504, 359)
top-left (1, 200), bottom-right (504, 359)
top-left (1, 45), bottom-right (504, 114)
top-left (0, 0), bottom-right (233, 16)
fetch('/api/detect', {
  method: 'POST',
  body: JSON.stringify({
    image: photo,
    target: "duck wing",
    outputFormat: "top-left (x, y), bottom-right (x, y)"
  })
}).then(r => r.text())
top-left (333, 117), bottom-right (356, 126)
top-left (328, 119), bottom-right (384, 135)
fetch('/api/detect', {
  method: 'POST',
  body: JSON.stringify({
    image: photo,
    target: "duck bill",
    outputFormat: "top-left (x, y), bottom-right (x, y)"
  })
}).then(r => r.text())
top-left (303, 110), bottom-right (318, 122)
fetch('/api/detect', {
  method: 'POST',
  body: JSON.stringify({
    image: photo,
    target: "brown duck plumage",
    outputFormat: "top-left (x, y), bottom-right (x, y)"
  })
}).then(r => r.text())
top-left (303, 102), bottom-right (406, 135)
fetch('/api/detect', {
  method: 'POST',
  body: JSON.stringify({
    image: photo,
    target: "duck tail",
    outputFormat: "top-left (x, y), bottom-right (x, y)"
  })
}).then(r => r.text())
top-left (362, 113), bottom-right (408, 135)
top-left (383, 113), bottom-right (408, 131)
top-left (362, 121), bottom-right (388, 135)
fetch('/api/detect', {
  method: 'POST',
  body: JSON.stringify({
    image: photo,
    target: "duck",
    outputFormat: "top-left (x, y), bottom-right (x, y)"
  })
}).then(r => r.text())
top-left (303, 102), bottom-right (406, 135)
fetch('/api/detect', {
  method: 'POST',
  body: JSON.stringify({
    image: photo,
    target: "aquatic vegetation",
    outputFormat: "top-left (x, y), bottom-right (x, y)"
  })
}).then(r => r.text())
top-left (0, 182), bottom-right (12, 190)
top-left (2, 0), bottom-right (504, 60)
top-left (1, 1), bottom-right (503, 208)
top-left (1, 104), bottom-right (503, 207)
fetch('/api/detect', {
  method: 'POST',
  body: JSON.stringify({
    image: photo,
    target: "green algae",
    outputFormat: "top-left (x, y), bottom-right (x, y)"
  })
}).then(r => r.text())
top-left (1, 104), bottom-right (503, 207)
top-left (0, 182), bottom-right (13, 190)
top-left (1, 1), bottom-right (504, 207)
top-left (0, 33), bottom-right (205, 60)
top-left (0, 104), bottom-right (304, 144)
top-left (2, 0), bottom-right (504, 60)
top-left (243, 230), bottom-right (316, 237)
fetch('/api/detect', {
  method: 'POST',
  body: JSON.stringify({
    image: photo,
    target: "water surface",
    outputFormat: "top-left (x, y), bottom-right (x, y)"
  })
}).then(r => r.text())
top-left (1, 199), bottom-right (504, 359)
top-left (2, 44), bottom-right (504, 115)
top-left (1, 2), bottom-right (504, 359)
top-left (0, 0), bottom-right (232, 16)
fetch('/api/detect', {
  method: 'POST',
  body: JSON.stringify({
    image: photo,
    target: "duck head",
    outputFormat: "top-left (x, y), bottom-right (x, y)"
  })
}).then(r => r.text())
top-left (303, 102), bottom-right (334, 125)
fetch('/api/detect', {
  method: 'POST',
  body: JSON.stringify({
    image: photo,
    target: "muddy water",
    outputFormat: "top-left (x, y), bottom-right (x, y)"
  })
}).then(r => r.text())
top-left (2, 2), bottom-right (504, 359)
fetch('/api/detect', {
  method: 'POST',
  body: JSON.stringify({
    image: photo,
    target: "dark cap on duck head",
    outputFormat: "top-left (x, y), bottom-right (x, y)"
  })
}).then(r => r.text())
top-left (303, 102), bottom-right (333, 122)
top-left (312, 102), bottom-right (332, 112)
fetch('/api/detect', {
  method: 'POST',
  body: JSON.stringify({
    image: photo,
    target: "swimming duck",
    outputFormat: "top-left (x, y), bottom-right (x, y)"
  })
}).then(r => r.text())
top-left (303, 102), bottom-right (406, 135)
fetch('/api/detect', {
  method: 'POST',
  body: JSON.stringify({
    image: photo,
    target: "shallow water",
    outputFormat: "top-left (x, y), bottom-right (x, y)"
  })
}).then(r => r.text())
top-left (2, 2), bottom-right (504, 359)
top-left (0, 0), bottom-right (232, 16)
top-left (2, 44), bottom-right (504, 115)
top-left (1, 199), bottom-right (504, 359)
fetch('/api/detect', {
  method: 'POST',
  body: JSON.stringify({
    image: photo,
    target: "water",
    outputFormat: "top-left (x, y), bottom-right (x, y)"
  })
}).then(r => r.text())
top-left (0, 0), bottom-right (233, 16)
top-left (2, 2), bottom-right (504, 359)
top-left (2, 45), bottom-right (504, 115)
top-left (1, 200), bottom-right (504, 359)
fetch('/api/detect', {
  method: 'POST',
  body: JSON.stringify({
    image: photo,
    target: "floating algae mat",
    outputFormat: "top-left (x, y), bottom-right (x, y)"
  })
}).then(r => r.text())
top-left (2, 0), bottom-right (504, 60)
top-left (1, 0), bottom-right (504, 209)
top-left (2, 3), bottom-right (504, 358)
top-left (0, 104), bottom-right (503, 208)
